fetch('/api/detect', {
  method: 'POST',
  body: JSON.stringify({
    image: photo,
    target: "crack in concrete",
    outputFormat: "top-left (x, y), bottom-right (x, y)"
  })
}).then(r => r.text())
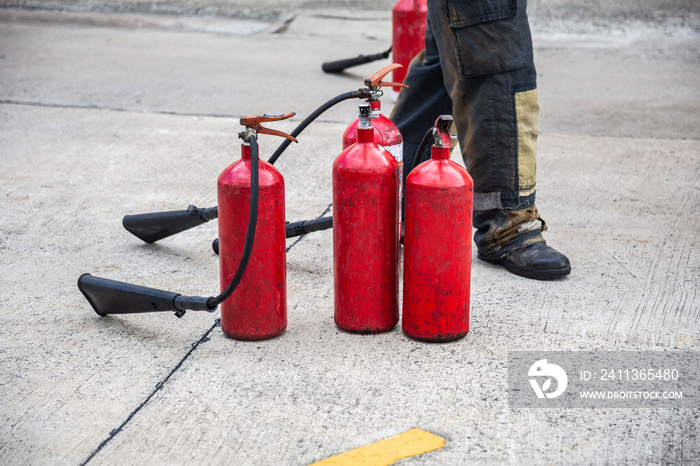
top-left (80, 318), bottom-right (221, 465)
top-left (80, 204), bottom-right (328, 464)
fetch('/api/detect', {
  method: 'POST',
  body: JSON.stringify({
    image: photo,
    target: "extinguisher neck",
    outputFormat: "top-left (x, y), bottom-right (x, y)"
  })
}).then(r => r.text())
top-left (241, 142), bottom-right (251, 160)
top-left (357, 126), bottom-right (375, 143)
top-left (358, 102), bottom-right (372, 134)
top-left (431, 146), bottom-right (450, 161)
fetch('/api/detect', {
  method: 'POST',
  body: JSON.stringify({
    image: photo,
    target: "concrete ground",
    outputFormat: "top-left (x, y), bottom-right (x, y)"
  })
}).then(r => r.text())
top-left (1, 1), bottom-right (699, 464)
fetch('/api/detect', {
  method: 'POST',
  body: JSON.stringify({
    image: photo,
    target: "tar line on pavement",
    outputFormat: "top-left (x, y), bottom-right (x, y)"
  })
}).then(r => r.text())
top-left (79, 204), bottom-right (329, 465)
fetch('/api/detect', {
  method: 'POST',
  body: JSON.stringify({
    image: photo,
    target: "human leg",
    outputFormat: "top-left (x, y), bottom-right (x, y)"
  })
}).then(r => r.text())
top-left (427, 0), bottom-right (569, 278)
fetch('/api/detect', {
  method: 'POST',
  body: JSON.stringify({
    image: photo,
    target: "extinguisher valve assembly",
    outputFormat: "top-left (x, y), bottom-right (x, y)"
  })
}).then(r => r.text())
top-left (78, 114), bottom-right (297, 319)
top-left (402, 114), bottom-right (473, 342)
top-left (432, 114), bottom-right (454, 148)
top-left (364, 63), bottom-right (408, 100)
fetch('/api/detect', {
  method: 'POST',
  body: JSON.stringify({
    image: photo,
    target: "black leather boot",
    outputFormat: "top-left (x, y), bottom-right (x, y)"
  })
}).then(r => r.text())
top-left (480, 243), bottom-right (571, 280)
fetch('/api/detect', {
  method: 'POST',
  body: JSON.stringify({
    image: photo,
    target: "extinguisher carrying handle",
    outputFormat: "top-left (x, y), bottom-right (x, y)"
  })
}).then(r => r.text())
top-left (322, 47), bottom-right (392, 74)
top-left (433, 114), bottom-right (454, 149)
top-left (240, 113), bottom-right (298, 143)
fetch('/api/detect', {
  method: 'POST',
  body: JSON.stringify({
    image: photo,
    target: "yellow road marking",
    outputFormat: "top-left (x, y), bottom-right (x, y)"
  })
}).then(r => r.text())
top-left (311, 428), bottom-right (444, 465)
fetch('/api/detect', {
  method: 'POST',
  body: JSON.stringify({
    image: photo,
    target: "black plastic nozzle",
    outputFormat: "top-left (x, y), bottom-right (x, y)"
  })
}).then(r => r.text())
top-left (285, 216), bottom-right (333, 238)
top-left (122, 205), bottom-right (218, 244)
top-left (322, 47), bottom-right (392, 74)
top-left (77, 273), bottom-right (214, 318)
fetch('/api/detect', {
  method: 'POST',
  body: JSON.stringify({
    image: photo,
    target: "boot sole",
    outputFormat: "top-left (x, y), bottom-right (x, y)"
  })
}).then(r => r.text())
top-left (480, 257), bottom-right (571, 280)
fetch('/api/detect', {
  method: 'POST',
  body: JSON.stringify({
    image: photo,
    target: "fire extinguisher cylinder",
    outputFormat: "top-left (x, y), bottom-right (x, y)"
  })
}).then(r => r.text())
top-left (402, 115), bottom-right (473, 342)
top-left (217, 117), bottom-right (295, 340)
top-left (78, 115), bottom-right (296, 334)
top-left (333, 103), bottom-right (400, 333)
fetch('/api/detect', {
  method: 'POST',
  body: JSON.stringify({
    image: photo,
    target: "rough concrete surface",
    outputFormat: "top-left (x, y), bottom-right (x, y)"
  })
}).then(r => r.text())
top-left (0, 2), bottom-right (699, 465)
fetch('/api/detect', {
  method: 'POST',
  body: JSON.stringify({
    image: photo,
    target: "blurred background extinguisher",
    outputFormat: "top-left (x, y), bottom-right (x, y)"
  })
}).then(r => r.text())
top-left (391, 0), bottom-right (427, 99)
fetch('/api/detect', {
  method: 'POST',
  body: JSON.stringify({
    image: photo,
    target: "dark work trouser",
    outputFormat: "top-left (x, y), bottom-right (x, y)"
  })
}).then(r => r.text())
top-left (390, 0), bottom-right (546, 260)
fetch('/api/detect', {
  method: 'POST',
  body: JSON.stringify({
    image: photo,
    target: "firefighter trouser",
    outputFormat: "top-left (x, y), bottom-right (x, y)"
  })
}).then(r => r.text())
top-left (390, 0), bottom-right (546, 260)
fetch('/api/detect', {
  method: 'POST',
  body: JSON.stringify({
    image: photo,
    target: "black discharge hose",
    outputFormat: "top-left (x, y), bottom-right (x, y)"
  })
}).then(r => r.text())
top-left (120, 90), bottom-right (368, 245)
top-left (77, 135), bottom-right (260, 317)
top-left (267, 89), bottom-right (368, 165)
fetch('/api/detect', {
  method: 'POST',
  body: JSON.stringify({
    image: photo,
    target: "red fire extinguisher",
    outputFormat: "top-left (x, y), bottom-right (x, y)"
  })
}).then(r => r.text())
top-left (402, 115), bottom-right (473, 342)
top-left (392, 0), bottom-right (427, 98)
top-left (218, 113), bottom-right (297, 340)
top-left (333, 103), bottom-right (400, 333)
top-left (342, 64), bottom-right (408, 221)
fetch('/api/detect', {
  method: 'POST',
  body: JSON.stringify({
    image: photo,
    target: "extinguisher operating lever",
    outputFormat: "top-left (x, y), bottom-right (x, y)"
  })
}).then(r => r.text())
top-left (364, 63), bottom-right (409, 91)
top-left (240, 113), bottom-right (298, 143)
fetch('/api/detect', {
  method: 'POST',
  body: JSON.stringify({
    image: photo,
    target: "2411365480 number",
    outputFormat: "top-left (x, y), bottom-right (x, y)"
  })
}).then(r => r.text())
top-left (599, 368), bottom-right (680, 381)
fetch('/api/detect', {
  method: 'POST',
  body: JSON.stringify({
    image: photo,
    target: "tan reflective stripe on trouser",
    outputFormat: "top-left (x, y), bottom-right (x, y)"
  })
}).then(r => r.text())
top-left (515, 88), bottom-right (539, 195)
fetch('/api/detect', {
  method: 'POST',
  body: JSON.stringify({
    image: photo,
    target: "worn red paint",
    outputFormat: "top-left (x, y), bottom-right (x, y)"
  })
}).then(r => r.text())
top-left (333, 124), bottom-right (400, 333)
top-left (218, 142), bottom-right (287, 340)
top-left (402, 129), bottom-right (473, 342)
